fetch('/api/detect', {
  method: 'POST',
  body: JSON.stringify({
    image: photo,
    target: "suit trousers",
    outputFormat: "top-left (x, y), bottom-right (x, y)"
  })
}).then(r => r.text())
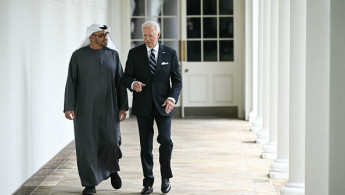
top-left (136, 104), bottom-right (173, 187)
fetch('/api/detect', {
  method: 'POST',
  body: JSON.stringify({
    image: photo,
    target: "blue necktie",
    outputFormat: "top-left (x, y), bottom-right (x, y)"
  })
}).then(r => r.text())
top-left (149, 49), bottom-right (156, 75)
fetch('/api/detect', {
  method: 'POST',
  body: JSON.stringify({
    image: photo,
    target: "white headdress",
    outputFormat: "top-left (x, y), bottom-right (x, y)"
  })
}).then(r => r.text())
top-left (78, 23), bottom-right (117, 50)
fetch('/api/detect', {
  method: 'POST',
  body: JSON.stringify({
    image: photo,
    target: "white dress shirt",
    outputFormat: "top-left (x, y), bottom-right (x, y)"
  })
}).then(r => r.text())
top-left (146, 44), bottom-right (159, 63)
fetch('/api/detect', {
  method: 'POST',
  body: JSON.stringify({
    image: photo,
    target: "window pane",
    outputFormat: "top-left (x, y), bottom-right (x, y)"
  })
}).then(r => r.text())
top-left (219, 17), bottom-right (233, 38)
top-left (146, 17), bottom-right (162, 33)
top-left (219, 0), bottom-right (233, 15)
top-left (147, 0), bottom-right (161, 16)
top-left (163, 0), bottom-right (177, 16)
top-left (203, 17), bottom-right (217, 38)
top-left (220, 40), bottom-right (234, 61)
top-left (203, 41), bottom-right (217, 61)
top-left (187, 18), bottom-right (201, 38)
top-left (164, 41), bottom-right (179, 53)
top-left (163, 18), bottom-right (178, 39)
top-left (147, 17), bottom-right (162, 26)
top-left (203, 0), bottom-right (216, 15)
top-left (187, 0), bottom-right (201, 15)
top-left (131, 0), bottom-right (145, 16)
top-left (131, 18), bottom-right (146, 39)
top-left (187, 41), bottom-right (201, 61)
top-left (131, 41), bottom-right (144, 48)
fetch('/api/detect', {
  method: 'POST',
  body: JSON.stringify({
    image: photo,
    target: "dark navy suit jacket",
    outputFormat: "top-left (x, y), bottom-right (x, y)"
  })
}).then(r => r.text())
top-left (122, 43), bottom-right (182, 116)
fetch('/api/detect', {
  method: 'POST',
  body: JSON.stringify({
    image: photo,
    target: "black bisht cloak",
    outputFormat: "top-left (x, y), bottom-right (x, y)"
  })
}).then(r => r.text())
top-left (64, 46), bottom-right (128, 186)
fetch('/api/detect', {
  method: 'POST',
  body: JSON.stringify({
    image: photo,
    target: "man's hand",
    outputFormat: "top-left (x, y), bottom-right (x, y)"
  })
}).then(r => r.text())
top-left (133, 81), bottom-right (146, 92)
top-left (65, 111), bottom-right (75, 120)
top-left (119, 110), bottom-right (127, 122)
top-left (162, 99), bottom-right (174, 114)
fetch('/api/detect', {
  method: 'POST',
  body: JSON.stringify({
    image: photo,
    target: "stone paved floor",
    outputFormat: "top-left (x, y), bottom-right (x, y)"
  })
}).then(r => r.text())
top-left (28, 118), bottom-right (287, 195)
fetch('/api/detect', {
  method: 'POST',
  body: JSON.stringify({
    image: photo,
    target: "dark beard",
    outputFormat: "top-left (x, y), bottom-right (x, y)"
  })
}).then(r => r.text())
top-left (97, 40), bottom-right (107, 48)
top-left (101, 40), bottom-right (107, 47)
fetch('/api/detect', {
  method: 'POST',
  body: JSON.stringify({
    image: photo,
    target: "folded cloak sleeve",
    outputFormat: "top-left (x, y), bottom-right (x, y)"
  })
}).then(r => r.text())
top-left (63, 52), bottom-right (78, 113)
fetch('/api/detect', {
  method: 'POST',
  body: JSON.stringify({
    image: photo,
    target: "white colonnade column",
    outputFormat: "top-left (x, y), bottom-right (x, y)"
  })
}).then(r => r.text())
top-left (248, 0), bottom-right (259, 124)
top-left (280, 0), bottom-right (306, 194)
top-left (305, 0), bottom-right (330, 194)
top-left (245, 0), bottom-right (254, 122)
top-left (251, 0), bottom-right (263, 131)
top-left (269, 0), bottom-right (290, 179)
top-left (256, 0), bottom-right (270, 144)
top-left (250, 0), bottom-right (259, 124)
top-left (262, 0), bottom-right (278, 159)
top-left (329, 0), bottom-right (345, 193)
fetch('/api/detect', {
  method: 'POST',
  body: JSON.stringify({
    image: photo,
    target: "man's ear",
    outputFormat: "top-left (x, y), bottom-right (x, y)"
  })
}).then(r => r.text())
top-left (89, 35), bottom-right (94, 42)
top-left (158, 32), bottom-right (161, 38)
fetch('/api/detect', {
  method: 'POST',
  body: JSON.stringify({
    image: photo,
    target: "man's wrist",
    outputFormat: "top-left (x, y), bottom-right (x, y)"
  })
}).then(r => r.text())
top-left (167, 97), bottom-right (176, 104)
top-left (131, 81), bottom-right (136, 90)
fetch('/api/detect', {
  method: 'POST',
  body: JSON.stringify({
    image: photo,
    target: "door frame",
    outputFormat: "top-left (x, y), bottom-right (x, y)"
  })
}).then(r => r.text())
top-left (180, 0), bottom-right (245, 118)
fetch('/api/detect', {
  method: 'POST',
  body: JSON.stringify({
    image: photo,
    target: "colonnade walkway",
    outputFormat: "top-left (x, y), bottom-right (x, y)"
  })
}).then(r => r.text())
top-left (25, 118), bottom-right (287, 195)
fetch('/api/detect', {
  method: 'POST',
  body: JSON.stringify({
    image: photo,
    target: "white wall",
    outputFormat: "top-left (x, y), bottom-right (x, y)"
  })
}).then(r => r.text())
top-left (0, 0), bottom-right (117, 194)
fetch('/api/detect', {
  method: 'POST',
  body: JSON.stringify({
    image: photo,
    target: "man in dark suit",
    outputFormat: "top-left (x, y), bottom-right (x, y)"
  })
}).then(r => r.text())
top-left (122, 21), bottom-right (182, 194)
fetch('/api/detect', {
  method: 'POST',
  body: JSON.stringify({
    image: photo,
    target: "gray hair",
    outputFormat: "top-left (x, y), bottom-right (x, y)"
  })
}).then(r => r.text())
top-left (142, 21), bottom-right (161, 32)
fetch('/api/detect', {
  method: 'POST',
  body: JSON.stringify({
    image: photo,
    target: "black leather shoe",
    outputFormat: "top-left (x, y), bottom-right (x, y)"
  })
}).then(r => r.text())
top-left (110, 171), bottom-right (122, 189)
top-left (82, 186), bottom-right (96, 195)
top-left (141, 186), bottom-right (153, 194)
top-left (161, 178), bottom-right (171, 193)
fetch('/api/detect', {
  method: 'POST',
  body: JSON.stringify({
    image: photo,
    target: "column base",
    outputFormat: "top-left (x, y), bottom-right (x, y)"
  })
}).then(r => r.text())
top-left (269, 159), bottom-right (289, 179)
top-left (261, 142), bottom-right (277, 159)
top-left (280, 182), bottom-right (305, 195)
top-left (251, 117), bottom-right (262, 131)
top-left (248, 111), bottom-right (257, 124)
top-left (257, 128), bottom-right (269, 138)
top-left (256, 128), bottom-right (269, 143)
top-left (251, 126), bottom-right (262, 133)
top-left (262, 153), bottom-right (277, 159)
top-left (256, 138), bottom-right (268, 144)
top-left (269, 170), bottom-right (288, 180)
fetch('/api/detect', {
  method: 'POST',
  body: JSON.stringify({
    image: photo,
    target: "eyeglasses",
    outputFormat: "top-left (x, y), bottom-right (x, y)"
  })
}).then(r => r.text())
top-left (92, 32), bottom-right (110, 38)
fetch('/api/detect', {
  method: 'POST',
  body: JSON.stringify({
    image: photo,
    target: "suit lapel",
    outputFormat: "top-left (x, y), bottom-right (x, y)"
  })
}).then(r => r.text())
top-left (141, 43), bottom-right (165, 78)
top-left (140, 44), bottom-right (152, 77)
top-left (156, 43), bottom-right (165, 75)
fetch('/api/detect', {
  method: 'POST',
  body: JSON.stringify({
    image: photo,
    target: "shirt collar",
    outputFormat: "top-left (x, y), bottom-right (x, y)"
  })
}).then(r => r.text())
top-left (146, 43), bottom-right (159, 53)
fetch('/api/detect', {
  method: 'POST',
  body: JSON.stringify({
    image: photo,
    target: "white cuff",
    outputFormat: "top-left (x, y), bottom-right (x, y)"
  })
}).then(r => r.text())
top-left (131, 81), bottom-right (136, 90)
top-left (167, 97), bottom-right (176, 104)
